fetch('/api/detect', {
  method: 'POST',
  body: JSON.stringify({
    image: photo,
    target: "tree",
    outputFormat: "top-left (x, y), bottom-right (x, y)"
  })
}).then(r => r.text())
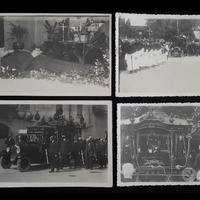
top-left (121, 106), bottom-right (148, 119)
top-left (146, 19), bottom-right (177, 40)
top-left (146, 19), bottom-right (200, 41)
top-left (119, 17), bottom-right (133, 39)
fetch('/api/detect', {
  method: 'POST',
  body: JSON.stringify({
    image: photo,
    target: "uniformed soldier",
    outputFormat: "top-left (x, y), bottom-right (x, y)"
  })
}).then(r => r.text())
top-left (96, 138), bottom-right (104, 169)
top-left (48, 135), bottom-right (60, 173)
top-left (77, 137), bottom-right (84, 167)
top-left (102, 138), bottom-right (108, 168)
top-left (85, 137), bottom-right (96, 170)
top-left (71, 137), bottom-right (79, 168)
top-left (59, 134), bottom-right (68, 168)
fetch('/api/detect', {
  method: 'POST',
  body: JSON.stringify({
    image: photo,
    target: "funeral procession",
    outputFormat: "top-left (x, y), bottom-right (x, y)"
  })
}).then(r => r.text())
top-left (117, 14), bottom-right (200, 96)
top-left (0, 103), bottom-right (110, 185)
top-left (119, 104), bottom-right (200, 184)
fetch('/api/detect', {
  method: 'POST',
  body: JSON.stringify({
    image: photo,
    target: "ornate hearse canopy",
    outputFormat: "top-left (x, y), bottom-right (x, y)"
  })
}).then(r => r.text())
top-left (121, 109), bottom-right (193, 135)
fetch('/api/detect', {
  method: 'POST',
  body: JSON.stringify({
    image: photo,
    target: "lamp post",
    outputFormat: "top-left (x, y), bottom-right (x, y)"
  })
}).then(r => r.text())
top-left (147, 27), bottom-right (152, 40)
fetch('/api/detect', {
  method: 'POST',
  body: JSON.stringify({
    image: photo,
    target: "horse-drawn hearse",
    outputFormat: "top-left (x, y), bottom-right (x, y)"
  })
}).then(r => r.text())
top-left (121, 110), bottom-right (200, 182)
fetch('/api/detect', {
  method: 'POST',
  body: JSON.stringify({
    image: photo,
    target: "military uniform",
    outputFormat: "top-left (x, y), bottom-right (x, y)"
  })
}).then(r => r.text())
top-left (95, 139), bottom-right (104, 168)
top-left (48, 136), bottom-right (60, 172)
top-left (85, 138), bottom-right (96, 170)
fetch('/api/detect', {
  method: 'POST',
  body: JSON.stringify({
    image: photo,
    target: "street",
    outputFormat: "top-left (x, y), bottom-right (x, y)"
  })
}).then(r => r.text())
top-left (0, 165), bottom-right (109, 186)
top-left (119, 56), bottom-right (200, 96)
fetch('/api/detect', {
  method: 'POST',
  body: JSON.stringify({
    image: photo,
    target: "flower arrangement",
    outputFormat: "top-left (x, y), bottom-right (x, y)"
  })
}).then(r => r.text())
top-left (0, 65), bottom-right (109, 87)
top-left (0, 66), bottom-right (20, 79)
top-left (0, 45), bottom-right (110, 87)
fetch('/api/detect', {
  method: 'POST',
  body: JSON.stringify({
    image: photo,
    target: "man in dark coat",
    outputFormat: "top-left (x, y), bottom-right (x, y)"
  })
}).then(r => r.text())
top-left (5, 136), bottom-right (15, 148)
top-left (193, 145), bottom-right (200, 171)
top-left (48, 135), bottom-right (60, 172)
top-left (102, 138), bottom-right (108, 168)
top-left (85, 137), bottom-right (96, 170)
top-left (95, 139), bottom-right (101, 168)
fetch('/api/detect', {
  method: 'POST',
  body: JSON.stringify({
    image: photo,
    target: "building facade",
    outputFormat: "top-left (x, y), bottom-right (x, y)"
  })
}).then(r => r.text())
top-left (0, 104), bottom-right (108, 151)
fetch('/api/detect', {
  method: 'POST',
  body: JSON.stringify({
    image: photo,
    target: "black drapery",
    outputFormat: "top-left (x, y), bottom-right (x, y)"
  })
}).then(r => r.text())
top-left (0, 17), bottom-right (4, 47)
top-left (0, 123), bottom-right (9, 139)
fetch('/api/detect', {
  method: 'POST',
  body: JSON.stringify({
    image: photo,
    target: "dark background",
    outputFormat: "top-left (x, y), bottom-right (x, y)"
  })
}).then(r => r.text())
top-left (0, 0), bottom-right (200, 196)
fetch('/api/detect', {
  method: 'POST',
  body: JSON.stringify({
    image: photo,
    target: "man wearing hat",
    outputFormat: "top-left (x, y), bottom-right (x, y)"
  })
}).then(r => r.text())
top-left (48, 135), bottom-right (60, 173)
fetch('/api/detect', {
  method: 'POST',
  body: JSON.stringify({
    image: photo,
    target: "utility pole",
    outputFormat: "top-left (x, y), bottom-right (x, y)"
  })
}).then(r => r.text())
top-left (148, 27), bottom-right (152, 39)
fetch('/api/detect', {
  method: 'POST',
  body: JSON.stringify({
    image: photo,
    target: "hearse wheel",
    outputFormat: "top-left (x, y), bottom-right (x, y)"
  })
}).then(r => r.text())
top-left (17, 158), bottom-right (30, 172)
top-left (0, 156), bottom-right (12, 169)
top-left (181, 167), bottom-right (196, 182)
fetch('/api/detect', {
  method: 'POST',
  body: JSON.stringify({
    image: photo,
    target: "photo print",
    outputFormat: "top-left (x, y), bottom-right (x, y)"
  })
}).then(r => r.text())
top-left (0, 14), bottom-right (111, 96)
top-left (116, 13), bottom-right (200, 96)
top-left (118, 103), bottom-right (200, 186)
top-left (0, 101), bottom-right (112, 187)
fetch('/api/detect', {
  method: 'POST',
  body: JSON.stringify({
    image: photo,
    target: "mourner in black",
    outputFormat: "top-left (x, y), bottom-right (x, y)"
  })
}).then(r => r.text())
top-left (5, 136), bottom-right (15, 148)
top-left (48, 136), bottom-right (60, 173)
top-left (85, 137), bottom-right (96, 170)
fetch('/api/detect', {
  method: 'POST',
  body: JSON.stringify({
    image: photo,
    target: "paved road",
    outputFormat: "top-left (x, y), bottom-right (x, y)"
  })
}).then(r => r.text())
top-left (119, 56), bottom-right (200, 96)
top-left (0, 165), bottom-right (109, 187)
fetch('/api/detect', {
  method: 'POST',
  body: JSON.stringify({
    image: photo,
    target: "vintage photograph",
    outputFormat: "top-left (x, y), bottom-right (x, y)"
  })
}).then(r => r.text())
top-left (116, 13), bottom-right (200, 96)
top-left (0, 14), bottom-right (111, 96)
top-left (118, 103), bottom-right (200, 186)
top-left (0, 101), bottom-right (112, 187)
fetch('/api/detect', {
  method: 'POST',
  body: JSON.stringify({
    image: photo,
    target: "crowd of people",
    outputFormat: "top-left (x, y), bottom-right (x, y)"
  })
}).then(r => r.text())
top-left (120, 39), bottom-right (170, 73)
top-left (3, 109), bottom-right (108, 173)
top-left (48, 134), bottom-right (108, 173)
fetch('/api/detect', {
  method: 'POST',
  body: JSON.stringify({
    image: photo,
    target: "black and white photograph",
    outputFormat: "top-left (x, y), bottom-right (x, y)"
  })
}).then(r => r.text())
top-left (116, 13), bottom-right (200, 96)
top-left (0, 14), bottom-right (111, 96)
top-left (0, 101), bottom-right (112, 187)
top-left (118, 103), bottom-right (200, 186)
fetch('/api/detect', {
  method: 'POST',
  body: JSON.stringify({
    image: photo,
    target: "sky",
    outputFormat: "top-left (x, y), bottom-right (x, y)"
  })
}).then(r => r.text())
top-left (122, 14), bottom-right (147, 26)
top-left (120, 13), bottom-right (200, 27)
